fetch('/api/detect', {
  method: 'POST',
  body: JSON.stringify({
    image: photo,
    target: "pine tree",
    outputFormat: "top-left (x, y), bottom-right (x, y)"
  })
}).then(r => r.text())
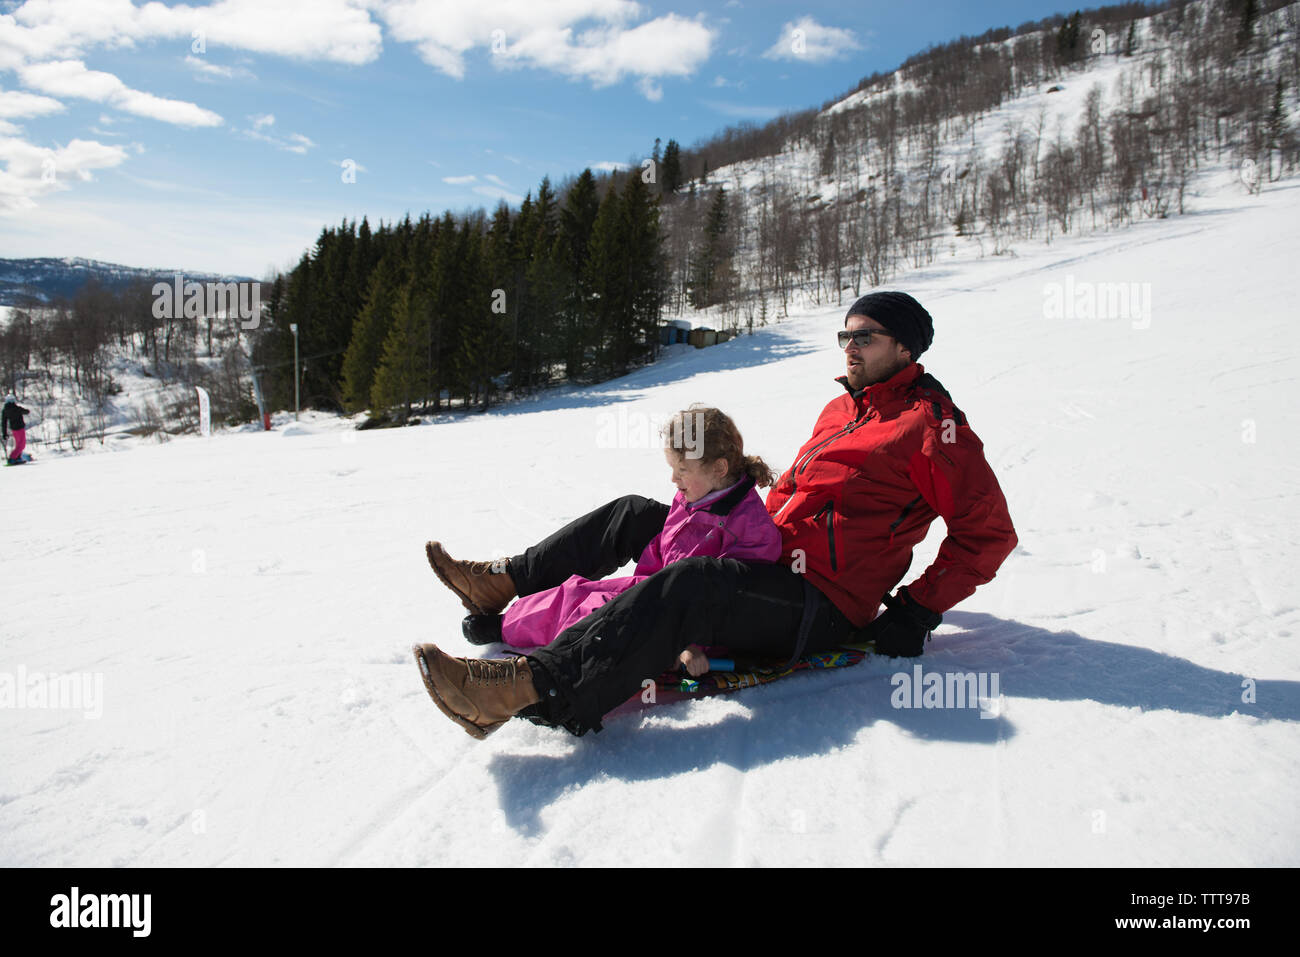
top-left (480, 202), bottom-right (514, 404)
top-left (1268, 77), bottom-right (1289, 180)
top-left (533, 177), bottom-right (558, 252)
top-left (621, 172), bottom-right (664, 370)
top-left (662, 139), bottom-right (683, 194)
top-left (309, 225), bottom-right (350, 405)
top-left (1236, 0), bottom-right (1258, 51)
top-left (342, 217), bottom-right (375, 336)
top-left (427, 212), bottom-right (462, 408)
top-left (689, 187), bottom-right (731, 309)
top-left (341, 252), bottom-right (407, 414)
top-left (370, 277), bottom-right (424, 418)
top-left (526, 176), bottom-right (564, 385)
top-left (508, 193), bottom-right (536, 391)
top-left (1056, 12), bottom-right (1082, 64)
top-left (554, 169), bottom-right (600, 380)
top-left (585, 184), bottom-right (626, 378)
top-left (455, 217), bottom-right (505, 408)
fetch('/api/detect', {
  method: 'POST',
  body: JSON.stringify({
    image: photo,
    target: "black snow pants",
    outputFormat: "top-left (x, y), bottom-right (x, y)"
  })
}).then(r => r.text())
top-left (505, 495), bottom-right (859, 735)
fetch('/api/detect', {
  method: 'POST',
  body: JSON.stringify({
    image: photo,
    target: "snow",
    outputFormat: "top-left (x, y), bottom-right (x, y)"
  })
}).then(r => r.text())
top-left (2, 163), bottom-right (1297, 866)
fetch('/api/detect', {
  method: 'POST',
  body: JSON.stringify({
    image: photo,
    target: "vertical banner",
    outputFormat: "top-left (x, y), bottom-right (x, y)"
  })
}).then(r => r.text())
top-left (196, 386), bottom-right (211, 437)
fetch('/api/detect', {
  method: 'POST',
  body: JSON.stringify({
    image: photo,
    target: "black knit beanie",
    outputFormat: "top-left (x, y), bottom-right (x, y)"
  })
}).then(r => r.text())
top-left (844, 291), bottom-right (934, 359)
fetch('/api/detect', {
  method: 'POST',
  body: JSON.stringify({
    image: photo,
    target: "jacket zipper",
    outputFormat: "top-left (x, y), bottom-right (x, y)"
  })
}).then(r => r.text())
top-left (817, 501), bottom-right (838, 571)
top-left (792, 410), bottom-right (872, 476)
top-left (772, 410), bottom-right (874, 524)
top-left (888, 495), bottom-right (924, 545)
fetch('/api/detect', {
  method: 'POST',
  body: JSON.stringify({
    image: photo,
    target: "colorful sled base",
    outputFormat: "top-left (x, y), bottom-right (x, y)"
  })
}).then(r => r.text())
top-left (655, 642), bottom-right (874, 698)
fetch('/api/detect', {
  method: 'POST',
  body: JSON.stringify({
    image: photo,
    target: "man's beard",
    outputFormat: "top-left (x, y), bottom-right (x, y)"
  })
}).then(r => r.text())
top-left (848, 354), bottom-right (908, 390)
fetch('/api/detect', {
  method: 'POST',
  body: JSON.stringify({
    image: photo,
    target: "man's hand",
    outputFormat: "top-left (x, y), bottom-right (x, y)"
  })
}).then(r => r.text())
top-left (678, 645), bottom-right (709, 677)
top-left (863, 586), bottom-right (942, 658)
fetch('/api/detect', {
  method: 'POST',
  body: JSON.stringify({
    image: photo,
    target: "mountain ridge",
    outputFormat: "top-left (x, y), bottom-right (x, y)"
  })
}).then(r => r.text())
top-left (0, 256), bottom-right (256, 307)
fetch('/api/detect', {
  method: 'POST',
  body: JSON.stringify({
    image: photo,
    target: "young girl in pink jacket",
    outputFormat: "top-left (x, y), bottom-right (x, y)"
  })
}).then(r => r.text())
top-left (466, 406), bottom-right (781, 675)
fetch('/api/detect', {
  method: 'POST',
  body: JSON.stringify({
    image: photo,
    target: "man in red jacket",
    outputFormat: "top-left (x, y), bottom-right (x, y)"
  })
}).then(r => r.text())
top-left (416, 292), bottom-right (1018, 738)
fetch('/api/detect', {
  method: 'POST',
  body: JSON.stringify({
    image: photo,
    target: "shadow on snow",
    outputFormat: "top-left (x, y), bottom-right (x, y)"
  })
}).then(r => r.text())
top-left (485, 610), bottom-right (1297, 835)
top-left (454, 327), bottom-right (819, 420)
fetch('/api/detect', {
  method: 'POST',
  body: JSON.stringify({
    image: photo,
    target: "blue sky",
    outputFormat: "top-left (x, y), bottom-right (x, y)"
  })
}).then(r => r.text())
top-left (1, 0), bottom-right (1084, 277)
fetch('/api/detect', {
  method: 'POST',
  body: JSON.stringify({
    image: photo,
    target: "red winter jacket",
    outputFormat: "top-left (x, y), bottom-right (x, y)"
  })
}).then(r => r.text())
top-left (765, 362), bottom-right (1017, 628)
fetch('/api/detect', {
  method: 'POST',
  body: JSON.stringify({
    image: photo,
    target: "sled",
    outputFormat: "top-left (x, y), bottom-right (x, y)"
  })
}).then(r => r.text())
top-left (655, 643), bottom-right (873, 698)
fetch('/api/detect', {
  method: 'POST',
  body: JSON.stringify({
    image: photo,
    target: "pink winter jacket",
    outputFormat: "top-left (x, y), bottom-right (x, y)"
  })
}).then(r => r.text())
top-left (501, 476), bottom-right (782, 649)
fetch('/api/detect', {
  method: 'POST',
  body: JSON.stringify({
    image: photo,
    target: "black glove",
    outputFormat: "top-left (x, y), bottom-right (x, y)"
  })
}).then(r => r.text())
top-left (863, 586), bottom-right (942, 658)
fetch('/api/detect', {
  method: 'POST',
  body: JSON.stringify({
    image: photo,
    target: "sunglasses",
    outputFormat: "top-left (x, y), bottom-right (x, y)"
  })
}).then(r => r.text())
top-left (837, 328), bottom-right (894, 349)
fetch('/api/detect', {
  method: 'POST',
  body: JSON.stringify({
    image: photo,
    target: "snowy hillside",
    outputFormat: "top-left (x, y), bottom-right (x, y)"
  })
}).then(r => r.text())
top-left (2, 168), bottom-right (1297, 866)
top-left (674, 0), bottom-right (1299, 330)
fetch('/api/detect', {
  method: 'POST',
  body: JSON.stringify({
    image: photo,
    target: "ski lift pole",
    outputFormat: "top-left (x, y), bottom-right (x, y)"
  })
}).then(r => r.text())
top-left (289, 323), bottom-right (300, 421)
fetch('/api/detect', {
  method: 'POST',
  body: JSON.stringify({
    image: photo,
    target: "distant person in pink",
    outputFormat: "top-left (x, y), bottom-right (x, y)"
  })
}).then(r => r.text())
top-left (3, 394), bottom-right (30, 463)
top-left (464, 406), bottom-right (782, 677)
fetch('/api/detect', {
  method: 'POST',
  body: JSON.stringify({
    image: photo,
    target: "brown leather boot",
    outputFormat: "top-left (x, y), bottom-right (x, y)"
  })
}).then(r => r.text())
top-left (424, 541), bottom-right (517, 615)
top-left (412, 643), bottom-right (540, 739)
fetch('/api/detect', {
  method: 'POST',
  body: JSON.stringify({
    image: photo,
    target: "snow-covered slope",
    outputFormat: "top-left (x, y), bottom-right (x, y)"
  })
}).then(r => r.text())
top-left (2, 174), bottom-right (1298, 866)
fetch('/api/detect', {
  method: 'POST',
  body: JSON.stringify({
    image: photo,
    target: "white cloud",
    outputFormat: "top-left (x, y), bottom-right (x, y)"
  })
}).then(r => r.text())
top-left (5, 0), bottom-right (383, 65)
top-left (482, 173), bottom-right (508, 187)
top-left (0, 1), bottom-right (370, 135)
top-left (0, 86), bottom-right (62, 118)
top-left (0, 1), bottom-right (387, 140)
top-left (116, 86), bottom-right (221, 126)
top-left (508, 14), bottom-right (714, 89)
top-left (592, 160), bottom-right (629, 172)
top-left (471, 183), bottom-right (523, 204)
top-left (242, 124), bottom-right (314, 154)
top-left (186, 55), bottom-right (232, 78)
top-left (181, 1), bottom-right (383, 64)
top-left (185, 54), bottom-right (255, 81)
top-left (0, 133), bottom-right (128, 211)
top-left (376, 1), bottom-right (714, 97)
top-left (18, 59), bottom-right (223, 126)
top-left (443, 174), bottom-right (477, 184)
top-left (113, 169), bottom-right (231, 195)
top-left (763, 17), bottom-right (861, 62)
